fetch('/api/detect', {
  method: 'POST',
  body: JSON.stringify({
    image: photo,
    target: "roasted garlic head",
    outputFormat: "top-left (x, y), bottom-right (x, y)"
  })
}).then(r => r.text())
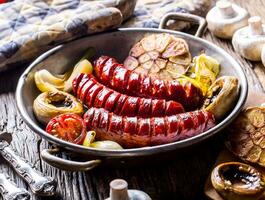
top-left (226, 106), bottom-right (265, 167)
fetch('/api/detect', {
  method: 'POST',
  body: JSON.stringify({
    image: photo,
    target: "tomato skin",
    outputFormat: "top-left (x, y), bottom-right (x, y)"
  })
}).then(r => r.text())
top-left (46, 113), bottom-right (86, 144)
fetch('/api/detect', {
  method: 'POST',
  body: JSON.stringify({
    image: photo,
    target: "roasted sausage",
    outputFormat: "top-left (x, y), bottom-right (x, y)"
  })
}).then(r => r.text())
top-left (83, 107), bottom-right (215, 148)
top-left (93, 56), bottom-right (202, 110)
top-left (73, 73), bottom-right (185, 117)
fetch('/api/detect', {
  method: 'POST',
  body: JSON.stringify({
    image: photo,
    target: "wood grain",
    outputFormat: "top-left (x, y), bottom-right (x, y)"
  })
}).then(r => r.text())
top-left (0, 1), bottom-right (265, 199)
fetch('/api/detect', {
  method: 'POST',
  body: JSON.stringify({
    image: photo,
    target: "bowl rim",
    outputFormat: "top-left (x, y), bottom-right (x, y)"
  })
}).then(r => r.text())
top-left (15, 28), bottom-right (248, 157)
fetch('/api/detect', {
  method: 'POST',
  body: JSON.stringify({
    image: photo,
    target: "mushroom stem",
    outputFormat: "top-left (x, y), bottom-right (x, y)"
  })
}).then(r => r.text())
top-left (109, 179), bottom-right (130, 200)
top-left (217, 0), bottom-right (236, 18)
top-left (249, 16), bottom-right (263, 35)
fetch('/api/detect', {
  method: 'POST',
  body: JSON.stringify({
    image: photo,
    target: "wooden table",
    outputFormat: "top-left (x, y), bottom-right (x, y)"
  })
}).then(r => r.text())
top-left (0, 0), bottom-right (264, 199)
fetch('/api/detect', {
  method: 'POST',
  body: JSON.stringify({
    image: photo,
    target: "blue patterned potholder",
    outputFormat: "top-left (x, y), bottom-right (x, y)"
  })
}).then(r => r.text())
top-left (0, 0), bottom-right (211, 72)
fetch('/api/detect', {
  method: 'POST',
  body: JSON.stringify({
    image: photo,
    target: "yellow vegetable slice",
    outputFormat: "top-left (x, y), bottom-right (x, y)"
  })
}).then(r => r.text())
top-left (168, 53), bottom-right (220, 96)
top-left (83, 131), bottom-right (96, 147)
top-left (204, 54), bottom-right (220, 76)
top-left (90, 141), bottom-right (123, 150)
top-left (64, 59), bottom-right (93, 92)
top-left (34, 48), bottom-right (95, 93)
top-left (34, 70), bottom-right (65, 92)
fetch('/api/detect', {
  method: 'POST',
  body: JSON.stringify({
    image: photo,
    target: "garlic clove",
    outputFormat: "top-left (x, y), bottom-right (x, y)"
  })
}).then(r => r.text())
top-left (206, 0), bottom-right (249, 39)
top-left (90, 141), bottom-right (123, 150)
top-left (232, 16), bottom-right (265, 61)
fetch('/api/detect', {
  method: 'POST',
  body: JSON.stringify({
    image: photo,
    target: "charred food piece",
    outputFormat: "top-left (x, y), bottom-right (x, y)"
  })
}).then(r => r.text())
top-left (211, 162), bottom-right (265, 200)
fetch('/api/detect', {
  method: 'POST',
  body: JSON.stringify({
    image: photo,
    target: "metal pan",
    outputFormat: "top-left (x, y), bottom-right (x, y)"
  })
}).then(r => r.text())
top-left (15, 13), bottom-right (248, 171)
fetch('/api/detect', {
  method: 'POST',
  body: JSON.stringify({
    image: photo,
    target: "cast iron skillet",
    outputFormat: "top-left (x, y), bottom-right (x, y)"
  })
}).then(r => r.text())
top-left (16, 13), bottom-right (248, 171)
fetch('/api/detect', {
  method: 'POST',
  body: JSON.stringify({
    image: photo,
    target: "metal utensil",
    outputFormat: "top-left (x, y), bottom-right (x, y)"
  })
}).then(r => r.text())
top-left (0, 132), bottom-right (56, 196)
top-left (0, 173), bottom-right (31, 200)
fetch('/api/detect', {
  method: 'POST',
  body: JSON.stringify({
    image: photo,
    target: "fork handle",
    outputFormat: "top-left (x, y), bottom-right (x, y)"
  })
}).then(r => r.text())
top-left (0, 173), bottom-right (31, 200)
top-left (0, 140), bottom-right (56, 196)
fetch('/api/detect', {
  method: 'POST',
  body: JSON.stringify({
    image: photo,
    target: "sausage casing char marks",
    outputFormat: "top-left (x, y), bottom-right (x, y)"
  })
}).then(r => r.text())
top-left (72, 56), bottom-right (216, 148)
top-left (84, 107), bottom-right (215, 148)
top-left (93, 56), bottom-right (202, 110)
top-left (73, 73), bottom-right (185, 117)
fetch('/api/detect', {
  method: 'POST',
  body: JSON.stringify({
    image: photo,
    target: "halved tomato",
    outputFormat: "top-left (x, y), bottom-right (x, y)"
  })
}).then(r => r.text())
top-left (46, 113), bottom-right (86, 144)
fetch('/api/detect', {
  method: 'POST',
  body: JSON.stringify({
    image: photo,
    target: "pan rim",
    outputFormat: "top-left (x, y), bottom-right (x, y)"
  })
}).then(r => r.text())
top-left (15, 28), bottom-right (248, 157)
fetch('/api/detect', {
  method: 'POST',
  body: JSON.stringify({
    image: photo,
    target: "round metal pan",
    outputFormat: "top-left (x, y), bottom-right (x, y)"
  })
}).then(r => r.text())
top-left (16, 13), bottom-right (248, 171)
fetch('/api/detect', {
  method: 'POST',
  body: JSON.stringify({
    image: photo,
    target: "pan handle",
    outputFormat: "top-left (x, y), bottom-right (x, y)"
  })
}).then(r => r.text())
top-left (159, 12), bottom-right (207, 38)
top-left (41, 148), bottom-right (101, 171)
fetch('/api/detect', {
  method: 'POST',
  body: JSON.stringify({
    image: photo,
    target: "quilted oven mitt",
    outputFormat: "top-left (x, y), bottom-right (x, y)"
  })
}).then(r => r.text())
top-left (0, 0), bottom-right (211, 72)
top-left (124, 0), bottom-right (211, 29)
top-left (0, 0), bottom-right (137, 71)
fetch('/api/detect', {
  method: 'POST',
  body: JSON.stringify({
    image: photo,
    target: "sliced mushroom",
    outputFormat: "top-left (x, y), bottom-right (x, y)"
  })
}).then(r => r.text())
top-left (211, 162), bottom-right (265, 200)
top-left (33, 91), bottom-right (83, 124)
top-left (202, 76), bottom-right (239, 120)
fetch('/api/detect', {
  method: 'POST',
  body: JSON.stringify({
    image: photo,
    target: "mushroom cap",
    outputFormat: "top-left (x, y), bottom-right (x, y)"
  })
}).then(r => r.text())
top-left (206, 2), bottom-right (249, 39)
top-left (232, 24), bottom-right (265, 61)
top-left (211, 162), bottom-right (264, 200)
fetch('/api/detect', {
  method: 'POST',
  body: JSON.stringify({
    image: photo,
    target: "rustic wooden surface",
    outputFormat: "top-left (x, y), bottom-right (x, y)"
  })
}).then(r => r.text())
top-left (0, 0), bottom-right (264, 199)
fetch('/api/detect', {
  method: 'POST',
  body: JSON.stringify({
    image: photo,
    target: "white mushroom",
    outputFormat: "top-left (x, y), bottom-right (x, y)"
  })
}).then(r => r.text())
top-left (261, 42), bottom-right (265, 67)
top-left (232, 16), bottom-right (265, 61)
top-left (206, 0), bottom-right (249, 39)
top-left (106, 179), bottom-right (151, 200)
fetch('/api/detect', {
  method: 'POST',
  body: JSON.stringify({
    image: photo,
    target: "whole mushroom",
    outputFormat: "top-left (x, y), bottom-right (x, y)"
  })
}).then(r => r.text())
top-left (206, 0), bottom-right (249, 39)
top-left (232, 16), bottom-right (265, 61)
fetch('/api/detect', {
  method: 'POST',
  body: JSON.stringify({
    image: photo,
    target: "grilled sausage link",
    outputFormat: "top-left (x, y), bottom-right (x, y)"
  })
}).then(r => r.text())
top-left (93, 56), bottom-right (202, 110)
top-left (73, 73), bottom-right (185, 117)
top-left (84, 107), bottom-right (215, 148)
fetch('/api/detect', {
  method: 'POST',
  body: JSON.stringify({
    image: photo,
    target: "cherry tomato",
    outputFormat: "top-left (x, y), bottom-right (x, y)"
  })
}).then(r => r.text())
top-left (46, 113), bottom-right (86, 144)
